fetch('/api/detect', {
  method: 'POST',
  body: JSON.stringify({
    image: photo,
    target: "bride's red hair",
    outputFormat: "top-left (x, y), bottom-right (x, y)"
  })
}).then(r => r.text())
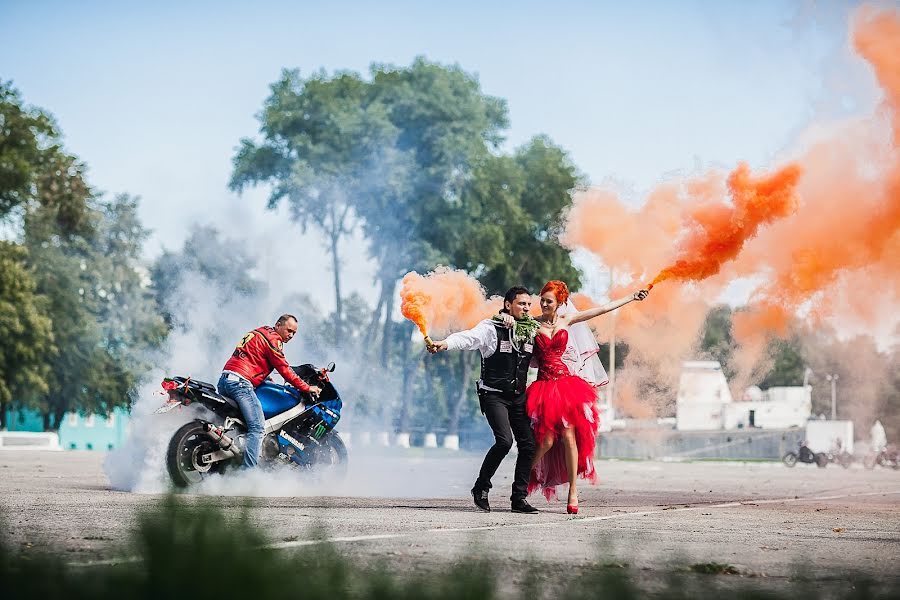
top-left (539, 280), bottom-right (569, 305)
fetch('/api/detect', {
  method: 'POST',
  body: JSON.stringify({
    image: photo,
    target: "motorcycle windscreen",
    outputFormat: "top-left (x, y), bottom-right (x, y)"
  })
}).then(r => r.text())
top-left (256, 383), bottom-right (303, 419)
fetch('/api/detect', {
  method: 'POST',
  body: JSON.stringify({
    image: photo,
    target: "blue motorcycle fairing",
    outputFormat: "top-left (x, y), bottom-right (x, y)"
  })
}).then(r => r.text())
top-left (255, 382), bottom-right (304, 419)
top-left (276, 397), bottom-right (343, 466)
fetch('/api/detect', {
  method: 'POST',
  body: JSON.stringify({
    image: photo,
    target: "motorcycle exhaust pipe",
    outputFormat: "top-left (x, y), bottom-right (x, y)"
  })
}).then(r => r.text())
top-left (203, 422), bottom-right (243, 459)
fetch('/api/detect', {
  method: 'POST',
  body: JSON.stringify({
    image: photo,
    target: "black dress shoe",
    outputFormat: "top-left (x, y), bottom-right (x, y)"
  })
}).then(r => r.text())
top-left (511, 499), bottom-right (539, 514)
top-left (471, 487), bottom-right (491, 512)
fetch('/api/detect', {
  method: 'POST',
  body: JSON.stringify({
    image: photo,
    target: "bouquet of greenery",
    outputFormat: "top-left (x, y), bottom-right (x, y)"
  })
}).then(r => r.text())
top-left (492, 313), bottom-right (540, 346)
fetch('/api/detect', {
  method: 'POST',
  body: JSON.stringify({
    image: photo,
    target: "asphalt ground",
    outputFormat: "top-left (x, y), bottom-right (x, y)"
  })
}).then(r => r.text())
top-left (1, 449), bottom-right (898, 590)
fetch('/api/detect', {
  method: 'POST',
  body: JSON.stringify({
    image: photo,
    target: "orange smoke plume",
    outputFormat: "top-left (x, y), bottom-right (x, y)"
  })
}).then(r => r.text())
top-left (399, 267), bottom-right (501, 338)
top-left (560, 6), bottom-right (900, 399)
top-left (726, 7), bottom-right (900, 348)
top-left (649, 162), bottom-right (802, 288)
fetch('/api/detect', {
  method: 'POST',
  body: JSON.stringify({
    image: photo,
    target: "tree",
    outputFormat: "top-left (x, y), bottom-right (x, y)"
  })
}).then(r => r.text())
top-left (759, 337), bottom-right (805, 389)
top-left (700, 305), bottom-right (736, 379)
top-left (22, 195), bottom-right (166, 428)
top-left (361, 58), bottom-right (509, 364)
top-left (0, 81), bottom-right (91, 235)
top-left (434, 138), bottom-right (584, 435)
top-left (231, 69), bottom-right (399, 341)
top-left (438, 137), bottom-right (583, 295)
top-left (0, 242), bottom-right (55, 429)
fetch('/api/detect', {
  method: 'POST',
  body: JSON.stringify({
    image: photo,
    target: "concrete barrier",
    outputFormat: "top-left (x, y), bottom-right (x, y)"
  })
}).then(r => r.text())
top-left (0, 431), bottom-right (62, 451)
top-left (423, 433), bottom-right (437, 448)
top-left (599, 427), bottom-right (805, 460)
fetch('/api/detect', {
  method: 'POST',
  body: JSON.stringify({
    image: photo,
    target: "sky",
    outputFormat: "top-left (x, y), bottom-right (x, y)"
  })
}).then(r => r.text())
top-left (0, 0), bottom-right (878, 310)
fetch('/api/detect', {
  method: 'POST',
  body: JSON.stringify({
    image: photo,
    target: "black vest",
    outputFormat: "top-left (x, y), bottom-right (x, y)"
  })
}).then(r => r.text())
top-left (481, 324), bottom-right (534, 395)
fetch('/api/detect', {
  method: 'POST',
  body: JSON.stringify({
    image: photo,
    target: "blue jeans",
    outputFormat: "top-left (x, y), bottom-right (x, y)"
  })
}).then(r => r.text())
top-left (217, 372), bottom-right (265, 469)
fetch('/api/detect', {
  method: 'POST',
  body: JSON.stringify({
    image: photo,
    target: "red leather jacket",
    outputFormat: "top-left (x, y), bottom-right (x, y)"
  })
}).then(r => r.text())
top-left (222, 326), bottom-right (311, 392)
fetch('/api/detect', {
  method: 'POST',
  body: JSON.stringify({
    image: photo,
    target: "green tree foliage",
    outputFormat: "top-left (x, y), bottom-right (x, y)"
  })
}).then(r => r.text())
top-left (0, 242), bottom-right (54, 429)
top-left (439, 137), bottom-right (583, 295)
top-left (232, 59), bottom-right (585, 434)
top-left (22, 196), bottom-right (166, 428)
top-left (361, 59), bottom-right (510, 364)
top-left (0, 81), bottom-right (91, 235)
top-left (759, 337), bottom-right (805, 389)
top-left (231, 69), bottom-right (400, 340)
top-left (699, 305), bottom-right (735, 378)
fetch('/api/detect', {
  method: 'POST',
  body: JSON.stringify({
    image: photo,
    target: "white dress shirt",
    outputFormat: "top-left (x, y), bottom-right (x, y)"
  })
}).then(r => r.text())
top-left (445, 319), bottom-right (500, 357)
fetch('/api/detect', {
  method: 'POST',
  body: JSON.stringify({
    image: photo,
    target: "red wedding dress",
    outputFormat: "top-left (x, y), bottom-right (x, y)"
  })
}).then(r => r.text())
top-left (526, 329), bottom-right (600, 501)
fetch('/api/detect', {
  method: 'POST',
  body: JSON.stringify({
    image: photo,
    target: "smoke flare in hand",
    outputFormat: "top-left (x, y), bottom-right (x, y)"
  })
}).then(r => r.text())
top-left (399, 267), bottom-right (501, 339)
top-left (649, 162), bottom-right (802, 288)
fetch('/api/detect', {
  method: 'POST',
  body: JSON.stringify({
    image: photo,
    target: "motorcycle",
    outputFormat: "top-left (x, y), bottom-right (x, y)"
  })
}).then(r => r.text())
top-left (823, 448), bottom-right (854, 469)
top-left (782, 442), bottom-right (828, 468)
top-left (155, 362), bottom-right (347, 488)
top-left (863, 445), bottom-right (900, 470)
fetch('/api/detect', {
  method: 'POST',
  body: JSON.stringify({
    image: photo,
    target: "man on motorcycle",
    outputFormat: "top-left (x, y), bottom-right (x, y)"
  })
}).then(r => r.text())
top-left (218, 314), bottom-right (322, 469)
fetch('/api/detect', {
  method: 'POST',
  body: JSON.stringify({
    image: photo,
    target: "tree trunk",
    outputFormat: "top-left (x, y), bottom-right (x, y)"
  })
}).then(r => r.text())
top-left (397, 344), bottom-right (418, 434)
top-left (42, 411), bottom-right (51, 432)
top-left (380, 277), bottom-right (398, 367)
top-left (329, 225), bottom-right (343, 342)
top-left (0, 402), bottom-right (7, 430)
top-left (53, 405), bottom-right (67, 431)
top-left (363, 281), bottom-right (387, 350)
top-left (422, 351), bottom-right (435, 430)
top-left (447, 352), bottom-right (475, 435)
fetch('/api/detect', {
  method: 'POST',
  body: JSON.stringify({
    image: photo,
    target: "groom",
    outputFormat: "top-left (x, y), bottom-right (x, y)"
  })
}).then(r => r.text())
top-left (428, 286), bottom-right (539, 514)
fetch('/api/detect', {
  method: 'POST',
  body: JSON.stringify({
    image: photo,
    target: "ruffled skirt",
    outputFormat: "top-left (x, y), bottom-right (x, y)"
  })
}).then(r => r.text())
top-left (525, 374), bottom-right (600, 500)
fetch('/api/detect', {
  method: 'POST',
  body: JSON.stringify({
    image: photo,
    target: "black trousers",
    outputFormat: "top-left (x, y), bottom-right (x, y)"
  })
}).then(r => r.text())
top-left (475, 389), bottom-right (536, 502)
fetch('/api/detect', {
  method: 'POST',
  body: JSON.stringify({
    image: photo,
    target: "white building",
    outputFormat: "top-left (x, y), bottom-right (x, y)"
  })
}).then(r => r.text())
top-left (723, 386), bottom-right (812, 430)
top-left (676, 361), bottom-right (733, 431)
top-left (675, 361), bottom-right (812, 431)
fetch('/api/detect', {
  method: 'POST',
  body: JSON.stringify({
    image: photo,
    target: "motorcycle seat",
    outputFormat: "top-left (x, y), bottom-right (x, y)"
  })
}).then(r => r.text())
top-left (173, 376), bottom-right (239, 409)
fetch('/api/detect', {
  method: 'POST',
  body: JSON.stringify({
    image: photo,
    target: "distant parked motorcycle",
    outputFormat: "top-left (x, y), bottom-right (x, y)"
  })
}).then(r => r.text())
top-left (783, 442), bottom-right (828, 468)
top-left (863, 445), bottom-right (900, 470)
top-left (823, 449), bottom-right (854, 469)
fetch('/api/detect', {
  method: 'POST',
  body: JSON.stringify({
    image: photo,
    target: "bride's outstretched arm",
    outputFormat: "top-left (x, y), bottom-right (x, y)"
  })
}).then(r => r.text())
top-left (568, 289), bottom-right (649, 325)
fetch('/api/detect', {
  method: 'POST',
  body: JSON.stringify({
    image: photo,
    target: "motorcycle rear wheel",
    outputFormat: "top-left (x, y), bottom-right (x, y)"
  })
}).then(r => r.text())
top-left (167, 420), bottom-right (231, 488)
top-left (782, 452), bottom-right (798, 467)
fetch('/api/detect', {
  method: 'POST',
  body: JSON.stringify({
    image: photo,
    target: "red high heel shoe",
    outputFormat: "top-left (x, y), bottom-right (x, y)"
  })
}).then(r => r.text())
top-left (567, 504), bottom-right (578, 514)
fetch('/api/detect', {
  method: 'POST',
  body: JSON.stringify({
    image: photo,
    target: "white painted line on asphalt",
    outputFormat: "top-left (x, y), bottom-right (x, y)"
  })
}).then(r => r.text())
top-left (68, 488), bottom-right (900, 564)
top-left (268, 488), bottom-right (900, 550)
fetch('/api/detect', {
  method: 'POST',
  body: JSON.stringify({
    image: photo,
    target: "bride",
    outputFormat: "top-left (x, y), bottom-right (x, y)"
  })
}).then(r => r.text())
top-left (518, 280), bottom-right (648, 513)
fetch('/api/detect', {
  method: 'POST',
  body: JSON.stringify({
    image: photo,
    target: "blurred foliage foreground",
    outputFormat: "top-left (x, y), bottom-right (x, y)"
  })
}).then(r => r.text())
top-left (1, 497), bottom-right (897, 600)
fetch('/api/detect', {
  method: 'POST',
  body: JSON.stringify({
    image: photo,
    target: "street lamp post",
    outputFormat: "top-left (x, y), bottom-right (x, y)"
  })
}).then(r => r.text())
top-left (825, 373), bottom-right (839, 420)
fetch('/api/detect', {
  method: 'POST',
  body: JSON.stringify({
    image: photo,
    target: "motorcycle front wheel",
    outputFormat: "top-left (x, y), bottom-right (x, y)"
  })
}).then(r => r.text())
top-left (839, 453), bottom-right (853, 469)
top-left (166, 420), bottom-right (231, 488)
top-left (782, 452), bottom-right (798, 467)
top-left (815, 453), bottom-right (829, 468)
top-left (308, 432), bottom-right (349, 480)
